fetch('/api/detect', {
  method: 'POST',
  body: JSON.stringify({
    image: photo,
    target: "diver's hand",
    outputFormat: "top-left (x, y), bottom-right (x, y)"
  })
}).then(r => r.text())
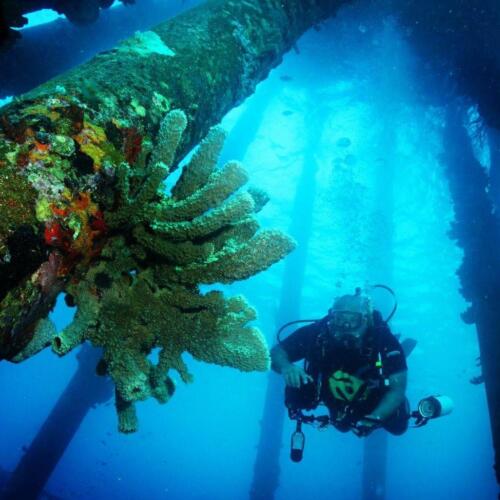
top-left (282, 365), bottom-right (314, 388)
top-left (353, 415), bottom-right (382, 437)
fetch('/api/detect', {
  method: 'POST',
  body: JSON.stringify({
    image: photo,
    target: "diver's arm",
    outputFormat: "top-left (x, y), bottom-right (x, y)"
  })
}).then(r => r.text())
top-left (270, 344), bottom-right (292, 373)
top-left (367, 370), bottom-right (407, 421)
top-left (271, 345), bottom-right (313, 388)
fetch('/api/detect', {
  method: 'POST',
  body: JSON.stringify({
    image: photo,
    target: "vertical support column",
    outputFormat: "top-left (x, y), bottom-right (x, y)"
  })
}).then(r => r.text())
top-left (487, 128), bottom-right (500, 212)
top-left (442, 104), bottom-right (500, 489)
top-left (250, 100), bottom-right (326, 500)
top-left (360, 20), bottom-right (409, 497)
top-left (219, 90), bottom-right (273, 165)
top-left (362, 152), bottom-right (395, 500)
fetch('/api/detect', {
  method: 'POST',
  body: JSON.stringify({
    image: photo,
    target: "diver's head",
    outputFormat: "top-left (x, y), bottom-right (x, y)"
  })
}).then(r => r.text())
top-left (327, 288), bottom-right (372, 346)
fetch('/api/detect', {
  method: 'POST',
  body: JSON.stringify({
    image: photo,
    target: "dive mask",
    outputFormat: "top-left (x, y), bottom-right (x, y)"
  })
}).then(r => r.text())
top-left (328, 310), bottom-right (366, 336)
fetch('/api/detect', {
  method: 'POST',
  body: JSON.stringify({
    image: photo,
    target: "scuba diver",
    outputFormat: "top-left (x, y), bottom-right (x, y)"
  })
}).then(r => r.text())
top-left (271, 286), bottom-right (453, 461)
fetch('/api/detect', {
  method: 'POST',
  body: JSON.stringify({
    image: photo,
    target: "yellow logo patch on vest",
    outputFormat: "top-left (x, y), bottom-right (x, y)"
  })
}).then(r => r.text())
top-left (328, 370), bottom-right (369, 402)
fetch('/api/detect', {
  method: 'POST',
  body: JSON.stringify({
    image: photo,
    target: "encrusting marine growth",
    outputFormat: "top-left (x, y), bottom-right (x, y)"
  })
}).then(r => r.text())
top-left (0, 96), bottom-right (295, 432)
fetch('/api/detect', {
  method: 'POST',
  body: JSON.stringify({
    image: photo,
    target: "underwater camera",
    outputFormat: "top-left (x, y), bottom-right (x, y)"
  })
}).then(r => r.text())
top-left (412, 395), bottom-right (454, 427)
top-left (285, 381), bottom-right (319, 413)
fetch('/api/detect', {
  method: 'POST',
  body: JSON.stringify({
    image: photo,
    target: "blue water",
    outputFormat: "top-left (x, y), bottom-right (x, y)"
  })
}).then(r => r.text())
top-left (0, 2), bottom-right (498, 499)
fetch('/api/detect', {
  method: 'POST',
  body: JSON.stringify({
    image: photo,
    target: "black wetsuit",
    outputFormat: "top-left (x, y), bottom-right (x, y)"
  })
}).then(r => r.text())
top-left (279, 312), bottom-right (409, 435)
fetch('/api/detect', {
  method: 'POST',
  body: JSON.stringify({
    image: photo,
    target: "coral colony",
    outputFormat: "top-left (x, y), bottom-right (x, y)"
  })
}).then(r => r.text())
top-left (0, 83), bottom-right (294, 433)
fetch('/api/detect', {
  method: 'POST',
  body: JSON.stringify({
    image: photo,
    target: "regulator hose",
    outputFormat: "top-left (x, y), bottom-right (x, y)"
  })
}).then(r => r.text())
top-left (277, 319), bottom-right (318, 344)
top-left (372, 284), bottom-right (398, 323)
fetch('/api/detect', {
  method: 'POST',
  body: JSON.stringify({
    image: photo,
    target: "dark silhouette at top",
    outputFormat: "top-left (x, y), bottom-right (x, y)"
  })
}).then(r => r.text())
top-left (0, 0), bottom-right (135, 48)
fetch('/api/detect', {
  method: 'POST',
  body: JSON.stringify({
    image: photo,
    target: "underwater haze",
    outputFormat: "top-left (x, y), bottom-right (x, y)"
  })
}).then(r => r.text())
top-left (0, 1), bottom-right (498, 499)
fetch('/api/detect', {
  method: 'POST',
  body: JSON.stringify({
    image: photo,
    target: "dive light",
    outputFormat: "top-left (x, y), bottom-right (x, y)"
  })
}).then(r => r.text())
top-left (416, 395), bottom-right (454, 421)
